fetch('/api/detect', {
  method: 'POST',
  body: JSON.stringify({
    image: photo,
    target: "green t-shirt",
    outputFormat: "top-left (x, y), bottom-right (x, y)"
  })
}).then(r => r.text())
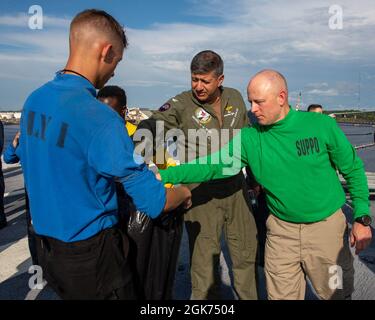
top-left (160, 108), bottom-right (370, 223)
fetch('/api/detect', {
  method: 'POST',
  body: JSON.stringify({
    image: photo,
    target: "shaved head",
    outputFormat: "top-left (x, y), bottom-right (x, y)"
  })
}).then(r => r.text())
top-left (249, 69), bottom-right (288, 97)
top-left (69, 9), bottom-right (127, 52)
top-left (247, 69), bottom-right (290, 125)
top-left (64, 9), bottom-right (127, 89)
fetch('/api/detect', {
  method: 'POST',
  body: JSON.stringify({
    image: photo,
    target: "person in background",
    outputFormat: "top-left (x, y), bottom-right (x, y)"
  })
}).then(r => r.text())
top-left (307, 104), bottom-right (323, 113)
top-left (0, 119), bottom-right (6, 229)
top-left (98, 85), bottom-right (184, 299)
top-left (97, 85), bottom-right (137, 136)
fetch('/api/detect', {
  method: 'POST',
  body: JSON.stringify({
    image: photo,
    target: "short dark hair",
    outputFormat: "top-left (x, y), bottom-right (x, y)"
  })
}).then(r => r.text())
top-left (307, 104), bottom-right (323, 112)
top-left (190, 50), bottom-right (223, 77)
top-left (97, 85), bottom-right (127, 107)
top-left (71, 9), bottom-right (128, 48)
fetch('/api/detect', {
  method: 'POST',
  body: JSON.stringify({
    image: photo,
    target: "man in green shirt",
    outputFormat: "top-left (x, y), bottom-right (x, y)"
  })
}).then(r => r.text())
top-left (159, 69), bottom-right (372, 300)
top-left (136, 51), bottom-right (258, 300)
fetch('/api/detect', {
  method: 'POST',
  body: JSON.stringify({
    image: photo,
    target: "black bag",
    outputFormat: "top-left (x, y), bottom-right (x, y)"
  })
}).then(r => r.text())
top-left (127, 209), bottom-right (153, 298)
top-left (117, 182), bottom-right (184, 299)
top-left (143, 210), bottom-right (184, 300)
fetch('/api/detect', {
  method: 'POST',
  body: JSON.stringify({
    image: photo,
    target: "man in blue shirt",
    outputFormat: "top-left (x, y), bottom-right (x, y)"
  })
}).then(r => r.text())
top-left (16, 9), bottom-right (191, 300)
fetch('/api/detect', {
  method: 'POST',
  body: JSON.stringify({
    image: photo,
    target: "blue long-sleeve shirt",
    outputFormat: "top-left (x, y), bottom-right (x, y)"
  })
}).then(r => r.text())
top-left (3, 143), bottom-right (19, 164)
top-left (17, 72), bottom-right (166, 242)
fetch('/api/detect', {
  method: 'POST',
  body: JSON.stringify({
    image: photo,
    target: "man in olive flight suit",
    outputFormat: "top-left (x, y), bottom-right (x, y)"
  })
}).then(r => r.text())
top-left (136, 51), bottom-right (258, 299)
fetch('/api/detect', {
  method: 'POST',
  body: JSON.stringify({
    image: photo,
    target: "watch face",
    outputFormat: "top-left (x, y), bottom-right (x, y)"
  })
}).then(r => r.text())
top-left (358, 215), bottom-right (372, 226)
top-left (362, 215), bottom-right (372, 226)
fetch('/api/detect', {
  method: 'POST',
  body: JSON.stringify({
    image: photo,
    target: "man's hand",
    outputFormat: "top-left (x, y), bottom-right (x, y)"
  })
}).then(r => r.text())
top-left (177, 185), bottom-right (192, 209)
top-left (182, 189), bottom-right (192, 209)
top-left (12, 131), bottom-right (20, 148)
top-left (164, 185), bottom-right (192, 212)
top-left (250, 185), bottom-right (262, 197)
top-left (350, 222), bottom-right (372, 254)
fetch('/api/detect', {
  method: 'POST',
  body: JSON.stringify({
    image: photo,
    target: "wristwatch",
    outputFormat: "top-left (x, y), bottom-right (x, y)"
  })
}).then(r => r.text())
top-left (355, 215), bottom-right (372, 227)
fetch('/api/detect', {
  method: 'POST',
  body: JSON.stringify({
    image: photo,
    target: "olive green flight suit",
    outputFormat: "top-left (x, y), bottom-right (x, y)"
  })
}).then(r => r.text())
top-left (149, 87), bottom-right (258, 299)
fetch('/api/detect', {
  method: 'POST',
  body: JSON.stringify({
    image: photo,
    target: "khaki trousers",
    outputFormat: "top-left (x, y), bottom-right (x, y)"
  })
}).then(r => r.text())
top-left (185, 176), bottom-right (258, 300)
top-left (265, 209), bottom-right (354, 300)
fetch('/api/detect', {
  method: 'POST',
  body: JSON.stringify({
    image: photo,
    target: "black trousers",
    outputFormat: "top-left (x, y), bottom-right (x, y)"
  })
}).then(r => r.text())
top-left (35, 226), bottom-right (136, 300)
top-left (24, 192), bottom-right (38, 265)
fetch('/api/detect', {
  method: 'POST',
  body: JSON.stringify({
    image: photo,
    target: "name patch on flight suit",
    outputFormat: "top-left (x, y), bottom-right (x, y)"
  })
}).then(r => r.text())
top-left (223, 105), bottom-right (239, 127)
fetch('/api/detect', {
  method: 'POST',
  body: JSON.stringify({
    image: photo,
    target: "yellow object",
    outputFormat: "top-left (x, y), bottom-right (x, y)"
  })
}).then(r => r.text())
top-left (125, 121), bottom-right (137, 137)
top-left (125, 121), bottom-right (176, 188)
top-left (154, 147), bottom-right (177, 188)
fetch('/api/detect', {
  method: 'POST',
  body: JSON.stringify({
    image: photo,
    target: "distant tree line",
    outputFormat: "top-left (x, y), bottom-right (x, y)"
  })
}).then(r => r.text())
top-left (325, 110), bottom-right (375, 124)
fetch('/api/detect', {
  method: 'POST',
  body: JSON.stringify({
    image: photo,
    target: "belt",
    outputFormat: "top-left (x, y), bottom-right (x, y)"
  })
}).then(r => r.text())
top-left (36, 226), bottom-right (119, 254)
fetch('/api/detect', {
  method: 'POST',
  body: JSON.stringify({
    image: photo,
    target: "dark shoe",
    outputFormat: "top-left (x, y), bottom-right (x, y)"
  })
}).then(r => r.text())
top-left (0, 220), bottom-right (7, 229)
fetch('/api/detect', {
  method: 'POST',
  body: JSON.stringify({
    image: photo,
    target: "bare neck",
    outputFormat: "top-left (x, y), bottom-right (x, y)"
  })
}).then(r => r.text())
top-left (63, 55), bottom-right (97, 86)
top-left (277, 104), bottom-right (291, 122)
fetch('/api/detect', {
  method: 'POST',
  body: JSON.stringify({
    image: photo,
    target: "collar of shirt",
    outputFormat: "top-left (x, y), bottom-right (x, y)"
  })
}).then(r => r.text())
top-left (54, 71), bottom-right (97, 97)
top-left (262, 106), bottom-right (294, 130)
top-left (190, 86), bottom-right (229, 114)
